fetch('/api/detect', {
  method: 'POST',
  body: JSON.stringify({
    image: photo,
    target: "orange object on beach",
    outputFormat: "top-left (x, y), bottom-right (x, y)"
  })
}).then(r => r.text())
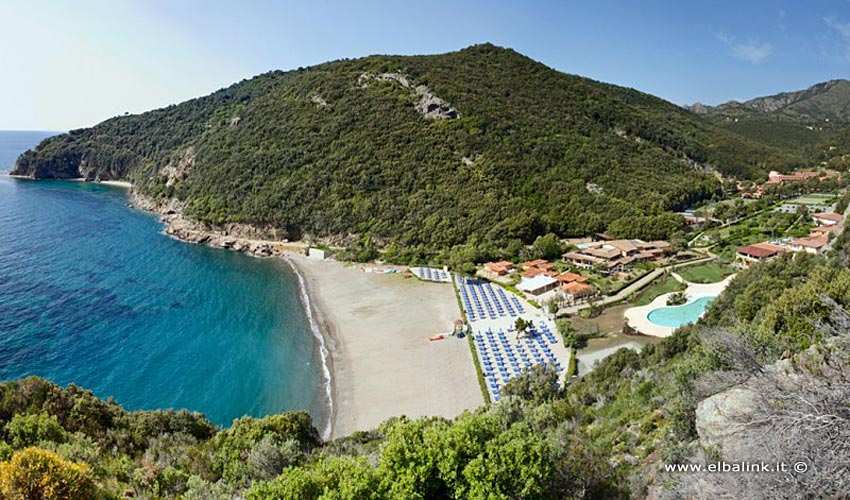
top-left (429, 334), bottom-right (446, 341)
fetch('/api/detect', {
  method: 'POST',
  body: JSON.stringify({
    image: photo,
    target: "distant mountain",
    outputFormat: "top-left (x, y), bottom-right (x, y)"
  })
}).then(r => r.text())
top-left (690, 79), bottom-right (850, 123)
top-left (12, 44), bottom-right (799, 256)
top-left (688, 80), bottom-right (850, 151)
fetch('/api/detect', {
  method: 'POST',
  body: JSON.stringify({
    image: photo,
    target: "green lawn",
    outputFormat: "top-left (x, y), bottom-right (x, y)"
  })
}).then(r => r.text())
top-left (789, 193), bottom-right (836, 205)
top-left (631, 275), bottom-right (686, 306)
top-left (701, 208), bottom-right (812, 259)
top-left (678, 262), bottom-right (736, 284)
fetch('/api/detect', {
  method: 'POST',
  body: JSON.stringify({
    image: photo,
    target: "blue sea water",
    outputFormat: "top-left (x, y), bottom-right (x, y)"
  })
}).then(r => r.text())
top-left (0, 131), bottom-right (324, 430)
top-left (647, 296), bottom-right (715, 328)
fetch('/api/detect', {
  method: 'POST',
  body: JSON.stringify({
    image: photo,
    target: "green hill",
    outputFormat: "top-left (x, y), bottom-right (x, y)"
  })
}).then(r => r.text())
top-left (13, 44), bottom-right (796, 256)
top-left (690, 79), bottom-right (850, 152)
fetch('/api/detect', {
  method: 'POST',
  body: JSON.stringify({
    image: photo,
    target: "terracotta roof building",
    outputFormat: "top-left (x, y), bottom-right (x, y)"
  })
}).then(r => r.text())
top-left (736, 243), bottom-right (788, 265)
top-left (790, 234), bottom-right (829, 254)
top-left (562, 281), bottom-right (594, 298)
top-left (812, 212), bottom-right (844, 226)
top-left (562, 239), bottom-right (669, 274)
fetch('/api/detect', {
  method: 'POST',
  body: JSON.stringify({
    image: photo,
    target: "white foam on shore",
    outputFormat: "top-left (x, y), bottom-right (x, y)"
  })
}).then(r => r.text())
top-left (286, 258), bottom-right (334, 441)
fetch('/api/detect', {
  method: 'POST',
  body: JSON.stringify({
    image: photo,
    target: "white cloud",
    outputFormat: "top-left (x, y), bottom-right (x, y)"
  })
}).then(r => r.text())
top-left (717, 34), bottom-right (773, 64)
top-left (824, 16), bottom-right (850, 39)
top-left (823, 16), bottom-right (850, 63)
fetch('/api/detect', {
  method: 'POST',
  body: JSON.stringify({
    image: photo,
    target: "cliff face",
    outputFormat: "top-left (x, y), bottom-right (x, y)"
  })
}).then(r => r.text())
top-left (658, 333), bottom-right (850, 500)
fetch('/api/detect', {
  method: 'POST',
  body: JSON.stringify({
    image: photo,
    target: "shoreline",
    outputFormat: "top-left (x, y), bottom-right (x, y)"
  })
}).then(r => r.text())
top-left (10, 176), bottom-right (335, 437)
top-left (282, 255), bottom-right (336, 440)
top-left (12, 176), bottom-right (483, 439)
top-left (287, 255), bottom-right (483, 438)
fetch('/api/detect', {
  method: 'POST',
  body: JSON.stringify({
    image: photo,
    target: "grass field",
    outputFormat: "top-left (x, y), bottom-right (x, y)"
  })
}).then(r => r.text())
top-left (679, 262), bottom-right (736, 284)
top-left (789, 193), bottom-right (836, 205)
top-left (631, 274), bottom-right (686, 306)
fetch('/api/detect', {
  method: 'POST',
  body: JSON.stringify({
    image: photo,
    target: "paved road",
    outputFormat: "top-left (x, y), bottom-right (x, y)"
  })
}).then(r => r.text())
top-left (557, 255), bottom-right (714, 316)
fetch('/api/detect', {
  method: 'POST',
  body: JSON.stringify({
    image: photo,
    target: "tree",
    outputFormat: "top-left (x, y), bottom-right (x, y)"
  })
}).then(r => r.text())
top-left (0, 448), bottom-right (97, 500)
top-left (501, 364), bottom-right (563, 403)
top-left (463, 423), bottom-right (554, 500)
top-left (667, 291), bottom-right (687, 306)
top-left (5, 413), bottom-right (67, 448)
top-left (531, 233), bottom-right (564, 260)
top-left (514, 317), bottom-right (532, 339)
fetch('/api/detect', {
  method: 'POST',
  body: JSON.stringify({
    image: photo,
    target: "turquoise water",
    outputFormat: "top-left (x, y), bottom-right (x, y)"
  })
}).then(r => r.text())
top-left (647, 296), bottom-right (715, 328)
top-left (0, 131), bottom-right (324, 429)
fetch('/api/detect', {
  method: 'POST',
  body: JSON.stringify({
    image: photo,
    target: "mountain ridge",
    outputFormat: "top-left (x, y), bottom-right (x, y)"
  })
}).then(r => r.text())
top-left (688, 79), bottom-right (850, 122)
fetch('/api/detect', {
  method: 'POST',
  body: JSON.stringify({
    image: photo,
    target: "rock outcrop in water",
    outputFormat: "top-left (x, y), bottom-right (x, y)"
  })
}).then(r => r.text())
top-left (131, 188), bottom-right (305, 258)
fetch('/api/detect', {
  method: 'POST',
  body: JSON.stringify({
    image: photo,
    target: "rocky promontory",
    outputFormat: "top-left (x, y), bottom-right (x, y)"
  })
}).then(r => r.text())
top-left (130, 188), bottom-right (307, 258)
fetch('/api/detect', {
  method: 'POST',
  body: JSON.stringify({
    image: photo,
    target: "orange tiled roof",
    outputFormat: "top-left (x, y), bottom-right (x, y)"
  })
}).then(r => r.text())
top-left (555, 272), bottom-right (587, 283)
top-left (562, 282), bottom-right (594, 295)
top-left (737, 243), bottom-right (787, 259)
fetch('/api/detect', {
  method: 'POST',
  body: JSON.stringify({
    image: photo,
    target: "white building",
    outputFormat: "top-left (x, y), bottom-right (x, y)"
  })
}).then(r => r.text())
top-left (517, 275), bottom-right (558, 296)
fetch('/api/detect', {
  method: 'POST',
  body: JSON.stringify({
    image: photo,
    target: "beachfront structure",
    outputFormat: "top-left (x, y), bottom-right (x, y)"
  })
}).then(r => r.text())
top-left (473, 322), bottom-right (564, 401)
top-left (456, 276), bottom-right (526, 321)
top-left (483, 261), bottom-right (515, 276)
top-left (562, 239), bottom-right (670, 274)
top-left (736, 243), bottom-right (788, 266)
top-left (410, 266), bottom-right (451, 283)
top-left (812, 212), bottom-right (844, 226)
top-left (517, 275), bottom-right (559, 296)
top-left (308, 248), bottom-right (327, 260)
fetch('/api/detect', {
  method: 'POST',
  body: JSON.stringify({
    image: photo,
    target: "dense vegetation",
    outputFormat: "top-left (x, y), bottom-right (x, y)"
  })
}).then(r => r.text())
top-left (13, 44), bottom-right (801, 259)
top-left (694, 79), bottom-right (850, 155)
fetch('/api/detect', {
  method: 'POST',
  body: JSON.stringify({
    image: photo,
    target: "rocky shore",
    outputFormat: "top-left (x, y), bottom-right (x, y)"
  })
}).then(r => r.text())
top-left (129, 187), bottom-right (308, 258)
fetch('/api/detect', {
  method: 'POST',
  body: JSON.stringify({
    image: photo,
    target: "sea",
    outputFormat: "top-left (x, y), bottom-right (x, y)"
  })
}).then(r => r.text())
top-left (0, 131), bottom-right (326, 431)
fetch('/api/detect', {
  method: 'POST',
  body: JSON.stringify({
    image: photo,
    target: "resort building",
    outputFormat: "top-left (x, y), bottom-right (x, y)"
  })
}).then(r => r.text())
top-left (521, 259), bottom-right (549, 270)
top-left (812, 212), bottom-right (844, 226)
top-left (562, 281), bottom-right (594, 299)
top-left (483, 261), bottom-right (515, 276)
top-left (788, 234), bottom-right (829, 254)
top-left (736, 243), bottom-right (788, 266)
top-left (811, 224), bottom-right (839, 237)
top-left (517, 274), bottom-right (559, 296)
top-left (765, 170), bottom-right (824, 186)
top-left (562, 239), bottom-right (670, 274)
top-left (554, 271), bottom-right (588, 284)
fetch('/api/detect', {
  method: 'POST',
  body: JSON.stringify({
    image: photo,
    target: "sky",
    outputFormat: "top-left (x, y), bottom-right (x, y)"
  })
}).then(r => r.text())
top-left (1, 0), bottom-right (849, 130)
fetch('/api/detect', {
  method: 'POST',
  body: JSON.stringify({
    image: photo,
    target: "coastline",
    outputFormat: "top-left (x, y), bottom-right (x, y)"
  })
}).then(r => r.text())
top-left (286, 254), bottom-right (483, 438)
top-left (282, 256), bottom-right (336, 441)
top-left (13, 176), bottom-right (484, 439)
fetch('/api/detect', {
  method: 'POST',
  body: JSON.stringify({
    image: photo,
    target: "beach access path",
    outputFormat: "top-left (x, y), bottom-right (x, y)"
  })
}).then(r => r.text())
top-left (285, 255), bottom-right (483, 438)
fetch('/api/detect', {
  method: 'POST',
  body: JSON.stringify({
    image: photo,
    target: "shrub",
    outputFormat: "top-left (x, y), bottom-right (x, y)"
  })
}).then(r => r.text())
top-left (0, 447), bottom-right (97, 500)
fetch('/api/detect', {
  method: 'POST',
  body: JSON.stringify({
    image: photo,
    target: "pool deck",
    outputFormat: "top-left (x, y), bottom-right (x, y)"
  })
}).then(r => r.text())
top-left (624, 275), bottom-right (735, 337)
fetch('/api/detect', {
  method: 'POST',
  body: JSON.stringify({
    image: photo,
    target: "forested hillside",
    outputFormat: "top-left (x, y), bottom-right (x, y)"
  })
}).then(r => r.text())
top-left (13, 44), bottom-right (797, 256)
top-left (691, 79), bottom-right (850, 154)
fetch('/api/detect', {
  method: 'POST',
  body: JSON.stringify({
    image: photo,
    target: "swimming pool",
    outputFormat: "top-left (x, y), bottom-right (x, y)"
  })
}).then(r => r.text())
top-left (647, 296), bottom-right (715, 328)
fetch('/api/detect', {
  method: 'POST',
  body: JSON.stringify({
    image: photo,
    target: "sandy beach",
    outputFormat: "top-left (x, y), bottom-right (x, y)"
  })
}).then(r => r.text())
top-left (286, 255), bottom-right (483, 438)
